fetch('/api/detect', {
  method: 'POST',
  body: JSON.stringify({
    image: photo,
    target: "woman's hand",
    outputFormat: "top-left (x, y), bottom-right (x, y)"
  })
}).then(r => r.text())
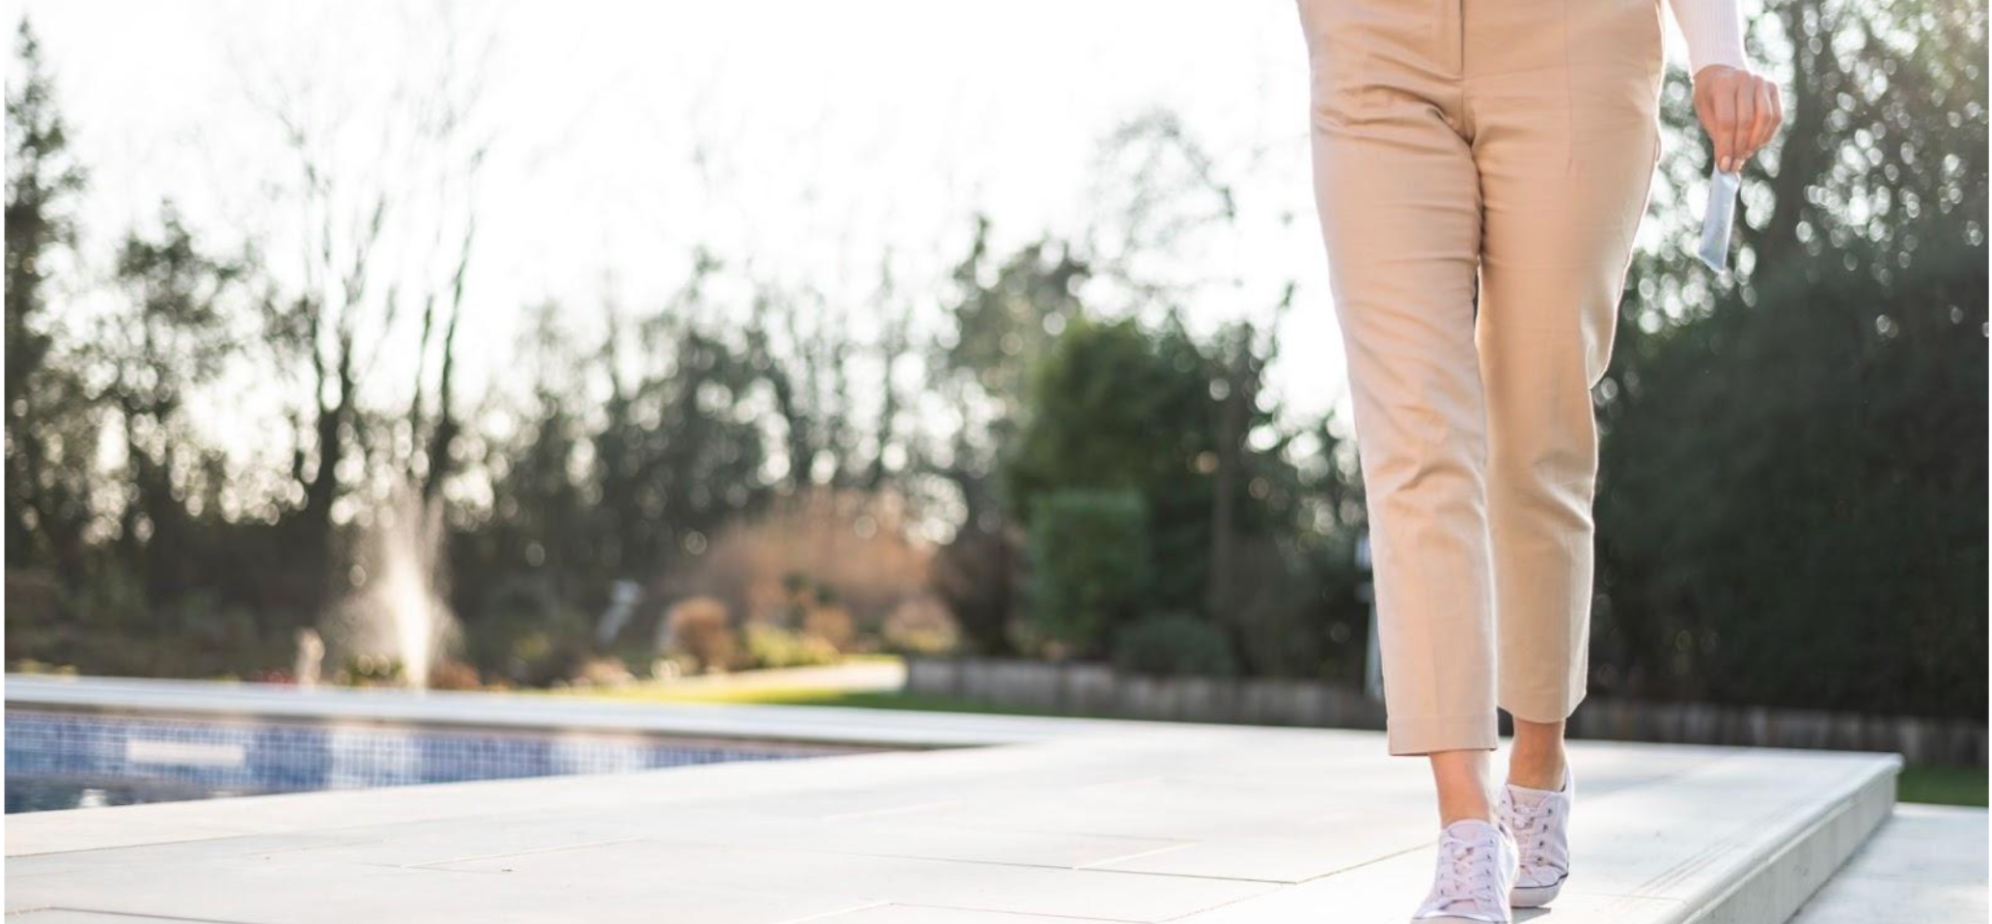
top-left (1693, 65), bottom-right (1783, 173)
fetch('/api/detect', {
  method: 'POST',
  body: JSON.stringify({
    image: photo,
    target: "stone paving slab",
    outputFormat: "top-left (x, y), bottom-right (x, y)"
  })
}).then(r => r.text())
top-left (5, 713), bottom-right (1902, 924)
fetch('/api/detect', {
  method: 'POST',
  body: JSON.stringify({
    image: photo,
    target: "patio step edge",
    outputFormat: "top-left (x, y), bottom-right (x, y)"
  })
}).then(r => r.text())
top-left (1679, 755), bottom-right (1900, 924)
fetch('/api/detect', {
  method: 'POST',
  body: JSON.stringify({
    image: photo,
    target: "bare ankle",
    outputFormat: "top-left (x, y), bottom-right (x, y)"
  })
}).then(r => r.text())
top-left (1429, 748), bottom-right (1499, 826)
top-left (1507, 752), bottom-right (1566, 791)
top-left (1507, 718), bottom-right (1568, 790)
top-left (1438, 803), bottom-right (1498, 827)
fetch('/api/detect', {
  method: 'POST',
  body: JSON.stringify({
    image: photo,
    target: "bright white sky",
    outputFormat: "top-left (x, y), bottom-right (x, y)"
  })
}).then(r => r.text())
top-left (14, 0), bottom-right (1709, 472)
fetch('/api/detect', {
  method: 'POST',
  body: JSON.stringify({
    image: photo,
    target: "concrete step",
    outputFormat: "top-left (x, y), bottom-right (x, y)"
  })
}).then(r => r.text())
top-left (6, 683), bottom-right (1901, 923)
top-left (1159, 744), bottom-right (1899, 924)
top-left (1788, 804), bottom-right (1987, 924)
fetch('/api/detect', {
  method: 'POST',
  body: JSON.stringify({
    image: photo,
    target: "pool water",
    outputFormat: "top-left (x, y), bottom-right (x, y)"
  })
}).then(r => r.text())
top-left (6, 776), bottom-right (224, 813)
top-left (5, 708), bottom-right (847, 814)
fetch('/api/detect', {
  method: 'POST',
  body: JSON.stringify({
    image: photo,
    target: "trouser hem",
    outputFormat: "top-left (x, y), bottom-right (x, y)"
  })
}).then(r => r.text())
top-left (1501, 684), bottom-right (1590, 726)
top-left (1387, 713), bottom-right (1499, 756)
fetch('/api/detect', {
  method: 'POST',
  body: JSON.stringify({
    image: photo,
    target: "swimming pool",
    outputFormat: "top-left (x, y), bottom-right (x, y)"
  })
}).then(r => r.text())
top-left (5, 707), bottom-right (856, 814)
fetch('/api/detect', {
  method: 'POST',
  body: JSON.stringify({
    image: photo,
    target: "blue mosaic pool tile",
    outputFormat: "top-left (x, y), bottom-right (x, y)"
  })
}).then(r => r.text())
top-left (4, 709), bottom-right (837, 812)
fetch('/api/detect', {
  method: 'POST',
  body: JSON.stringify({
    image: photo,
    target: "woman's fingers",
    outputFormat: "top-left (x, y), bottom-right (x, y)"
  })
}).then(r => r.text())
top-left (1754, 80), bottom-right (1782, 152)
top-left (1694, 67), bottom-right (1785, 172)
top-left (1704, 78), bottom-right (1738, 172)
top-left (1728, 79), bottom-right (1755, 172)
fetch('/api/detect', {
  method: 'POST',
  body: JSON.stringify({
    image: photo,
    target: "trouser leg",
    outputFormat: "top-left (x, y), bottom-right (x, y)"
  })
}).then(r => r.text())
top-left (1468, 0), bottom-right (1666, 723)
top-left (1298, 0), bottom-right (1495, 756)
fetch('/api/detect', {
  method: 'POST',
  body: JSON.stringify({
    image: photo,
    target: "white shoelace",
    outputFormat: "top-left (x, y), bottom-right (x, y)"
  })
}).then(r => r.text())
top-left (1431, 832), bottom-right (1503, 911)
top-left (1505, 796), bottom-right (1567, 884)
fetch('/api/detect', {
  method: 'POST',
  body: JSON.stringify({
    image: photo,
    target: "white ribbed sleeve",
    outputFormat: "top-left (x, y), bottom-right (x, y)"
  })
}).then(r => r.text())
top-left (1665, 0), bottom-right (1750, 75)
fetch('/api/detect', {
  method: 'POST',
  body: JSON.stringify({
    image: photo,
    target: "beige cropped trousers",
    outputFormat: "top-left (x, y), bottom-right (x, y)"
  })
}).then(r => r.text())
top-left (1296, 0), bottom-right (1664, 755)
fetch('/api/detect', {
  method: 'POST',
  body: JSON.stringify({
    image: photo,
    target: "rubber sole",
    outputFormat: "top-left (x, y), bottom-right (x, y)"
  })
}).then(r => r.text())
top-left (1510, 878), bottom-right (1565, 908)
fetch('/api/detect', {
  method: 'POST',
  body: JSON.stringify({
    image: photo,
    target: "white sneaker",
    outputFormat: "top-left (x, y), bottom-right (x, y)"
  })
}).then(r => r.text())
top-left (1499, 764), bottom-right (1574, 908)
top-left (1411, 818), bottom-right (1518, 923)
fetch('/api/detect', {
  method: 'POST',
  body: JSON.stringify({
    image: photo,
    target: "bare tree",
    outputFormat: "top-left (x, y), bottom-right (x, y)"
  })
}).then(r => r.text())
top-left (233, 2), bottom-right (499, 619)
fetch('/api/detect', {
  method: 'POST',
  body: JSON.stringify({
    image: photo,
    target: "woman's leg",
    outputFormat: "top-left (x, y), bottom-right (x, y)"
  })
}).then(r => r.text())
top-left (1297, 0), bottom-right (1500, 762)
top-left (1297, 0), bottom-right (1551, 915)
top-left (1466, 0), bottom-right (1665, 733)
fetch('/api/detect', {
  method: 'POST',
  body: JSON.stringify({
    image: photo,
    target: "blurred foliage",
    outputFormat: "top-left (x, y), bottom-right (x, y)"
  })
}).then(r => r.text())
top-left (337, 654), bottom-right (407, 688)
top-left (929, 525), bottom-right (1022, 657)
top-left (1, 0), bottom-right (1982, 722)
top-left (659, 597), bottom-right (736, 674)
top-left (1007, 317), bottom-right (1215, 616)
top-left (459, 574), bottom-right (593, 687)
top-left (880, 597), bottom-right (961, 655)
top-left (801, 605), bottom-right (856, 653)
top-left (1594, 0), bottom-right (1987, 718)
top-left (1114, 613), bottom-right (1241, 678)
top-left (1007, 314), bottom-right (1370, 676)
top-left (1023, 488), bottom-right (1151, 657)
top-left (923, 220), bottom-right (1089, 656)
top-left (742, 623), bottom-right (841, 670)
top-left (5, 19), bottom-right (93, 581)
